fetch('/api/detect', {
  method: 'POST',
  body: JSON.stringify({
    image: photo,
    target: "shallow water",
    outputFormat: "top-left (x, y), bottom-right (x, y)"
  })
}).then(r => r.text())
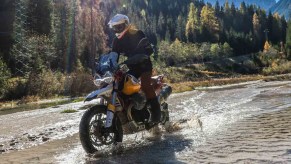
top-left (0, 80), bottom-right (291, 163)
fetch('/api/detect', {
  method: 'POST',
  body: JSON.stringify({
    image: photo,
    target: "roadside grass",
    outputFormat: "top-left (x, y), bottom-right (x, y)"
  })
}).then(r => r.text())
top-left (78, 104), bottom-right (96, 110)
top-left (170, 73), bottom-right (291, 93)
top-left (72, 97), bottom-right (84, 103)
top-left (61, 108), bottom-right (78, 113)
top-left (262, 61), bottom-right (291, 75)
top-left (1, 51), bottom-right (291, 106)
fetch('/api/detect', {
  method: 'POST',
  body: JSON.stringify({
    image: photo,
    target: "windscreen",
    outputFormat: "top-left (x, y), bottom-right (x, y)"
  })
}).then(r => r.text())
top-left (96, 52), bottom-right (118, 75)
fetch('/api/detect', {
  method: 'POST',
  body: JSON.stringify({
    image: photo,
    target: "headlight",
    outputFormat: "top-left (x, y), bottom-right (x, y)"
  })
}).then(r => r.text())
top-left (103, 77), bottom-right (113, 83)
top-left (94, 79), bottom-right (103, 87)
top-left (93, 74), bottom-right (113, 87)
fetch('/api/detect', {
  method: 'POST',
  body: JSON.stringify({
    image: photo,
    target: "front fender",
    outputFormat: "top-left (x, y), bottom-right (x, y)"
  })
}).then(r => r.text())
top-left (84, 84), bottom-right (113, 102)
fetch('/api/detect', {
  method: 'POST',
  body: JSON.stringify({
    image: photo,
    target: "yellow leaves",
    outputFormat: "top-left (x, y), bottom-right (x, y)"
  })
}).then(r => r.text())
top-left (200, 5), bottom-right (219, 33)
top-left (185, 2), bottom-right (200, 41)
top-left (264, 41), bottom-right (271, 51)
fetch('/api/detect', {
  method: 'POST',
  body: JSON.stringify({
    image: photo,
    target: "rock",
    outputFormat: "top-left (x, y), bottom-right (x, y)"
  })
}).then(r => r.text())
top-left (9, 142), bottom-right (16, 146)
top-left (61, 127), bottom-right (67, 130)
top-left (28, 135), bottom-right (37, 141)
top-left (0, 149), bottom-right (6, 153)
top-left (42, 136), bottom-right (50, 142)
top-left (23, 133), bottom-right (28, 135)
top-left (187, 117), bottom-right (203, 130)
top-left (0, 144), bottom-right (4, 147)
top-left (164, 121), bottom-right (181, 133)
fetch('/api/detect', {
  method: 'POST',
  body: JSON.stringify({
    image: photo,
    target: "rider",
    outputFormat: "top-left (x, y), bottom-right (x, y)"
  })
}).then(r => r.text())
top-left (108, 14), bottom-right (161, 124)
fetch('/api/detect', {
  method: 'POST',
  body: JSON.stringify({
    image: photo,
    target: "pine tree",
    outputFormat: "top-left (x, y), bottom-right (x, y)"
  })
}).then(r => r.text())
top-left (11, 0), bottom-right (31, 76)
top-left (239, 1), bottom-right (246, 14)
top-left (286, 20), bottom-right (291, 57)
top-left (27, 0), bottom-right (52, 35)
top-left (76, 0), bottom-right (107, 73)
top-left (253, 13), bottom-right (261, 50)
top-left (200, 5), bottom-right (220, 42)
top-left (175, 15), bottom-right (185, 41)
top-left (185, 2), bottom-right (200, 42)
top-left (272, 13), bottom-right (282, 44)
top-left (157, 12), bottom-right (166, 40)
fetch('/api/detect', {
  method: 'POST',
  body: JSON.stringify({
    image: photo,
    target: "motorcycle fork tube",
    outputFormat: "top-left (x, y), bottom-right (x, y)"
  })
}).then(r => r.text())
top-left (105, 81), bottom-right (118, 128)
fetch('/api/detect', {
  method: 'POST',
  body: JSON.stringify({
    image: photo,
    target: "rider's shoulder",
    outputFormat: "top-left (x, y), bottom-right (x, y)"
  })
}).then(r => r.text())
top-left (128, 27), bottom-right (144, 36)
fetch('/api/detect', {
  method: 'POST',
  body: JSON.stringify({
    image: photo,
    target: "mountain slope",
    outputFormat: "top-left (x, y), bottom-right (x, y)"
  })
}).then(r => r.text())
top-left (270, 0), bottom-right (291, 19)
top-left (205, 0), bottom-right (276, 10)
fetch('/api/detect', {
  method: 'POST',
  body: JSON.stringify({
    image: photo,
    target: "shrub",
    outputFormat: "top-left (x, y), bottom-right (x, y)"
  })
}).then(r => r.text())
top-left (0, 58), bottom-right (11, 98)
top-left (262, 61), bottom-right (291, 75)
top-left (66, 71), bottom-right (96, 97)
top-left (26, 70), bottom-right (65, 98)
top-left (157, 40), bottom-right (233, 67)
top-left (4, 77), bottom-right (27, 100)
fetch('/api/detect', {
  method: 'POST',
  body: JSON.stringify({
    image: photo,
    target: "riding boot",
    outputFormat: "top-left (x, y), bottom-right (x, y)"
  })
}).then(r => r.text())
top-left (147, 97), bottom-right (161, 123)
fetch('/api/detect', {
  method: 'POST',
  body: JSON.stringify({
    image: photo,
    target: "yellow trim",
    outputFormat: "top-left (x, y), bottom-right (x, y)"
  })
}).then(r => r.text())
top-left (108, 104), bottom-right (116, 112)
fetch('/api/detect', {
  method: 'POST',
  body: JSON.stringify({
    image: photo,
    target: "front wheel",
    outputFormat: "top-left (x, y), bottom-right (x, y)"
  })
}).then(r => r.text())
top-left (79, 105), bottom-right (123, 154)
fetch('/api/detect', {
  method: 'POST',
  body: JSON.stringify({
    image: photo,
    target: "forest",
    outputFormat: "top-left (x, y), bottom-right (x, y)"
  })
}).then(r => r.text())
top-left (0, 0), bottom-right (291, 100)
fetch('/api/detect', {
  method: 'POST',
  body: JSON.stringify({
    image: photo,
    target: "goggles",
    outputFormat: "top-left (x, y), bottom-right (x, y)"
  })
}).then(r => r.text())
top-left (112, 23), bottom-right (126, 33)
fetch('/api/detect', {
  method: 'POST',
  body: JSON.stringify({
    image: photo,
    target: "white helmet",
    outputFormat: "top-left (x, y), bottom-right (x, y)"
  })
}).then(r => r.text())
top-left (108, 14), bottom-right (129, 28)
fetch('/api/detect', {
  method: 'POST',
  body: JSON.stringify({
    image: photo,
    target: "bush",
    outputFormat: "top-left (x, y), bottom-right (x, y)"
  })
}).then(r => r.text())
top-left (66, 71), bottom-right (96, 97)
top-left (262, 61), bottom-right (291, 75)
top-left (258, 47), bottom-right (280, 66)
top-left (26, 70), bottom-right (65, 98)
top-left (157, 40), bottom-right (233, 67)
top-left (3, 78), bottom-right (27, 100)
top-left (0, 58), bottom-right (11, 98)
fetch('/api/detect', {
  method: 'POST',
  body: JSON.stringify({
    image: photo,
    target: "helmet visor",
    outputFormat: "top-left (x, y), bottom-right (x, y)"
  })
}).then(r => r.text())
top-left (112, 23), bottom-right (126, 33)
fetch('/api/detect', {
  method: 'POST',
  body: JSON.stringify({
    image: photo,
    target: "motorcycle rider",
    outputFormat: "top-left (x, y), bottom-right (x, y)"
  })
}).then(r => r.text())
top-left (108, 14), bottom-right (161, 124)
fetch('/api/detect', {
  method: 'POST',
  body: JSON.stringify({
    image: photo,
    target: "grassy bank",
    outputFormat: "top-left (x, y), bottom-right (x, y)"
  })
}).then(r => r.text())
top-left (169, 73), bottom-right (291, 93)
top-left (1, 73), bottom-right (290, 109)
top-left (1, 47), bottom-right (291, 105)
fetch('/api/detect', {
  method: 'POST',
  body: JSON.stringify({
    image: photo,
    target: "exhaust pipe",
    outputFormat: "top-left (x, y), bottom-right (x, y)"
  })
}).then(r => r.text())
top-left (159, 85), bottom-right (172, 103)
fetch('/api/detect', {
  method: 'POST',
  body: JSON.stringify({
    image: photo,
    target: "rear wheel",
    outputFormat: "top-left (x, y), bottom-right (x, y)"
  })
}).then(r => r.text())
top-left (79, 105), bottom-right (123, 154)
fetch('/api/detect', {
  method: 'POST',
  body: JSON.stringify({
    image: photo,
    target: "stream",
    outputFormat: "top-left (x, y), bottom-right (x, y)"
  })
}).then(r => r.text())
top-left (0, 80), bottom-right (291, 163)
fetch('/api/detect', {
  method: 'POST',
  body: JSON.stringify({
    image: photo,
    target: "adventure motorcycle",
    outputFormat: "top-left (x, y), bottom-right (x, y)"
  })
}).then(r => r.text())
top-left (79, 52), bottom-right (172, 154)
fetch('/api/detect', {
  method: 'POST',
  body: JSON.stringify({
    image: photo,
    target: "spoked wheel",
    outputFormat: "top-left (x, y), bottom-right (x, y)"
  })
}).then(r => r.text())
top-left (79, 105), bottom-right (123, 154)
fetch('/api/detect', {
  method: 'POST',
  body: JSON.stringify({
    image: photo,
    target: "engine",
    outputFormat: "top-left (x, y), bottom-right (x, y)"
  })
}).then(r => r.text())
top-left (130, 92), bottom-right (146, 110)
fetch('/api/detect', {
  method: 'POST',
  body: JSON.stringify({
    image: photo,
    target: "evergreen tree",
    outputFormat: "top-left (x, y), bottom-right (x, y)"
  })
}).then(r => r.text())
top-left (239, 1), bottom-right (246, 14)
top-left (253, 12), bottom-right (261, 50)
top-left (11, 0), bottom-right (31, 75)
top-left (286, 20), bottom-right (291, 56)
top-left (157, 12), bottom-right (166, 40)
top-left (272, 13), bottom-right (282, 44)
top-left (27, 0), bottom-right (52, 35)
top-left (76, 0), bottom-right (107, 73)
top-left (175, 15), bottom-right (185, 41)
top-left (200, 5), bottom-right (220, 42)
top-left (185, 2), bottom-right (200, 42)
top-left (0, 57), bottom-right (10, 98)
top-left (224, 0), bottom-right (230, 14)
top-left (214, 0), bottom-right (220, 16)
top-left (281, 16), bottom-right (287, 44)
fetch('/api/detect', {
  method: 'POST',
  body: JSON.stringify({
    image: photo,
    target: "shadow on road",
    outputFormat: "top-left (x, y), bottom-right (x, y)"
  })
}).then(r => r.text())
top-left (86, 134), bottom-right (192, 164)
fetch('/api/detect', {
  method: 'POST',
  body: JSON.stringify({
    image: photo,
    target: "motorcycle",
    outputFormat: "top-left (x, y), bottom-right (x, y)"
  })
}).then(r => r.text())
top-left (79, 52), bottom-right (172, 154)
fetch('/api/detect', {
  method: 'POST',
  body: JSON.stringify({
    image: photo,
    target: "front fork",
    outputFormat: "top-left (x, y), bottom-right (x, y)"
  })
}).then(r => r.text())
top-left (105, 81), bottom-right (118, 128)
